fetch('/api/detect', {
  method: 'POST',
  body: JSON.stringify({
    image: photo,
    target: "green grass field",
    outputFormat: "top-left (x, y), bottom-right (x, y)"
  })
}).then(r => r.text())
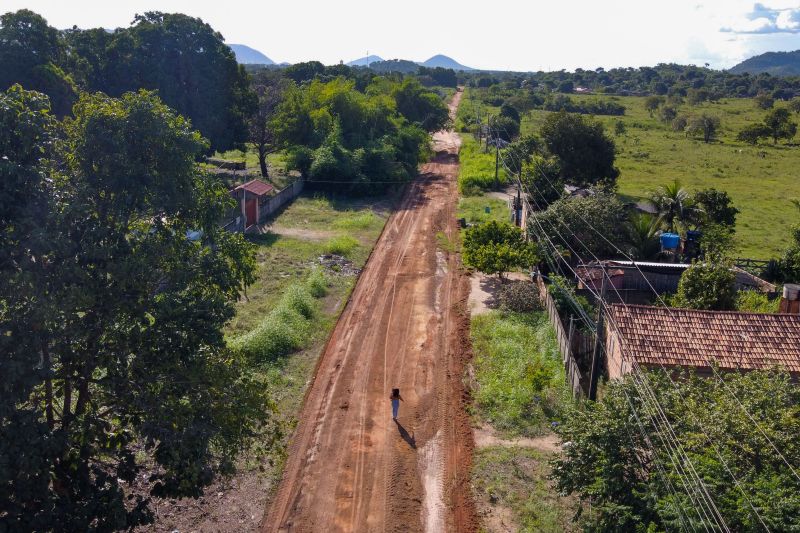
top-left (459, 88), bottom-right (800, 259)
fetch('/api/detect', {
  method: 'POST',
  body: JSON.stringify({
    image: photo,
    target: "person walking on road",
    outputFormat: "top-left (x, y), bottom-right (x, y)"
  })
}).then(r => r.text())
top-left (390, 388), bottom-right (403, 421)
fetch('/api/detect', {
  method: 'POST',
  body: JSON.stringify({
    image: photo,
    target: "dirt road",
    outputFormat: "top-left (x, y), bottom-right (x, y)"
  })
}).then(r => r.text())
top-left (262, 92), bottom-right (477, 533)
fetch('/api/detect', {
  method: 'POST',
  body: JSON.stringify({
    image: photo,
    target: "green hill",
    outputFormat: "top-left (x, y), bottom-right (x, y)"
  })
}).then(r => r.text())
top-left (729, 50), bottom-right (800, 77)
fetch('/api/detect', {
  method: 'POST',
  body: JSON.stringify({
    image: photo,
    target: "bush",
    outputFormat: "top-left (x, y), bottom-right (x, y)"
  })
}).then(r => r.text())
top-left (323, 235), bottom-right (359, 257)
top-left (498, 281), bottom-right (542, 313)
top-left (463, 221), bottom-right (538, 278)
top-left (230, 271), bottom-right (328, 362)
top-left (306, 267), bottom-right (329, 298)
top-left (735, 290), bottom-right (779, 313)
top-left (671, 261), bottom-right (735, 310)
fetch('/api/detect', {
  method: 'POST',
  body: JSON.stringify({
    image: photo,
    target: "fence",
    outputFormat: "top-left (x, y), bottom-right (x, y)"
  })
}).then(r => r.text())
top-left (223, 179), bottom-right (305, 233)
top-left (535, 274), bottom-right (590, 397)
top-left (257, 179), bottom-right (304, 225)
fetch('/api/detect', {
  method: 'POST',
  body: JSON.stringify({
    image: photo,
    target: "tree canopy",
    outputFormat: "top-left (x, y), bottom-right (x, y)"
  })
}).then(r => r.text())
top-left (273, 77), bottom-right (434, 193)
top-left (540, 111), bottom-right (619, 188)
top-left (553, 370), bottom-right (800, 532)
top-left (463, 221), bottom-right (538, 278)
top-left (0, 87), bottom-right (264, 530)
top-left (0, 10), bottom-right (77, 115)
top-left (1, 9), bottom-right (256, 151)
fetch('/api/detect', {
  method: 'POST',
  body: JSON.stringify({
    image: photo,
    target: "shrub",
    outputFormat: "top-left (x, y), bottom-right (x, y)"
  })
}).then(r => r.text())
top-left (230, 271), bottom-right (328, 362)
top-left (306, 267), bottom-right (329, 298)
top-left (323, 235), bottom-right (359, 257)
top-left (498, 281), bottom-right (542, 313)
top-left (672, 261), bottom-right (736, 310)
top-left (735, 290), bottom-right (779, 313)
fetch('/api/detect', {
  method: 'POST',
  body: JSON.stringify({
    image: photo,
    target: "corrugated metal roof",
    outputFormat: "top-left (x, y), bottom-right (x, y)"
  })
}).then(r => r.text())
top-left (232, 179), bottom-right (274, 197)
top-left (610, 304), bottom-right (800, 373)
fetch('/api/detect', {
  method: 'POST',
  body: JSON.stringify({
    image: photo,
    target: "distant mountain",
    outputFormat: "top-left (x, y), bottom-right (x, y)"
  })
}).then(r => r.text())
top-left (229, 44), bottom-right (274, 65)
top-left (347, 55), bottom-right (384, 66)
top-left (420, 54), bottom-right (473, 71)
top-left (729, 50), bottom-right (800, 77)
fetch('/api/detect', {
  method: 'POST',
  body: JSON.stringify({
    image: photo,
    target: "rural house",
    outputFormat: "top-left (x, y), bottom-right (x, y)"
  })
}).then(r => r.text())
top-left (605, 298), bottom-right (800, 380)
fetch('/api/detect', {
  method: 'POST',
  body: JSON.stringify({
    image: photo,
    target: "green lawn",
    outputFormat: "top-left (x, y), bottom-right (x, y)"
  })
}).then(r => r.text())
top-left (470, 310), bottom-right (568, 437)
top-left (459, 87), bottom-right (800, 259)
top-left (227, 193), bottom-right (391, 336)
top-left (526, 94), bottom-right (800, 259)
top-left (457, 196), bottom-right (510, 225)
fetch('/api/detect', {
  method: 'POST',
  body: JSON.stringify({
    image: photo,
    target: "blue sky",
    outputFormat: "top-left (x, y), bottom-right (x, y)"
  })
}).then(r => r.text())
top-left (5, 0), bottom-right (800, 70)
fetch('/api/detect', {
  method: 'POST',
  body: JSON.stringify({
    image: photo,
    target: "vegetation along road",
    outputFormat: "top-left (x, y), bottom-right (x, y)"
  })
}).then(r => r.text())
top-left (264, 92), bottom-right (478, 532)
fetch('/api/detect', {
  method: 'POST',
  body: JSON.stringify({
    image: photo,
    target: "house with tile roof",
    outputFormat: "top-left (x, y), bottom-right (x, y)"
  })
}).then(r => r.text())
top-left (605, 304), bottom-right (800, 379)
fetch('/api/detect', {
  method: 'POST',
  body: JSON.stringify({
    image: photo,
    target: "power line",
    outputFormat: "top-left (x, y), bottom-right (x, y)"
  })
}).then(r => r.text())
top-left (501, 136), bottom-right (773, 531)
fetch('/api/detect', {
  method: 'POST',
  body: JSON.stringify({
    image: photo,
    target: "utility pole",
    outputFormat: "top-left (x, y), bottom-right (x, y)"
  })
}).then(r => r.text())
top-left (494, 129), bottom-right (500, 189)
top-left (514, 172), bottom-right (522, 226)
top-left (588, 264), bottom-right (607, 400)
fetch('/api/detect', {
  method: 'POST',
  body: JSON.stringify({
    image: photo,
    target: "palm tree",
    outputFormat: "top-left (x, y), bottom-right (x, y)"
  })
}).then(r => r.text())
top-left (648, 179), bottom-right (699, 233)
top-left (627, 212), bottom-right (662, 259)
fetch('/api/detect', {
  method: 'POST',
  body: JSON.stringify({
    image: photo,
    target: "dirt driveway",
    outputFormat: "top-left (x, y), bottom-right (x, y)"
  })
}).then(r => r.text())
top-left (262, 92), bottom-right (477, 533)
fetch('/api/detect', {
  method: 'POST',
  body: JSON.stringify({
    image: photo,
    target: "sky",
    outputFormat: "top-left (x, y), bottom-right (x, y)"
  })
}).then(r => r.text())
top-left (5, 0), bottom-right (800, 71)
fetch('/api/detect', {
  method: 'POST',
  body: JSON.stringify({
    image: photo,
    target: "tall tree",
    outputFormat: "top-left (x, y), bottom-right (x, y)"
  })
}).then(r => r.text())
top-left (763, 107), bottom-right (798, 144)
top-left (249, 70), bottom-right (290, 177)
top-left (554, 370), bottom-right (800, 531)
top-left (0, 89), bottom-right (265, 530)
top-left (686, 113), bottom-right (721, 143)
top-left (0, 10), bottom-right (77, 115)
top-left (540, 110), bottom-right (619, 188)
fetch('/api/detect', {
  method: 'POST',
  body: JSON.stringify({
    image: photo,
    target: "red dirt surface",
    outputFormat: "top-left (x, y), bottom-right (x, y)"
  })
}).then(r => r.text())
top-left (262, 91), bottom-right (478, 533)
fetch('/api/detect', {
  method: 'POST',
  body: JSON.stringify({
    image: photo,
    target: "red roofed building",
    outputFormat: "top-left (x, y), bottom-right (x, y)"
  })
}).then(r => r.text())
top-left (605, 304), bottom-right (800, 379)
top-left (230, 179), bottom-right (274, 228)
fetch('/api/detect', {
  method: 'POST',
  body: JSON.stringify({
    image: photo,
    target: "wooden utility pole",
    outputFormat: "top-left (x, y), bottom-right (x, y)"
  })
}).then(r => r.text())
top-left (588, 265), bottom-right (607, 400)
top-left (494, 132), bottom-right (500, 189)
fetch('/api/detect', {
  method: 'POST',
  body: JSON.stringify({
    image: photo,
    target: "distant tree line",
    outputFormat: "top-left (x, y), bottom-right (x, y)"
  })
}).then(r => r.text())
top-left (465, 63), bottom-right (800, 99)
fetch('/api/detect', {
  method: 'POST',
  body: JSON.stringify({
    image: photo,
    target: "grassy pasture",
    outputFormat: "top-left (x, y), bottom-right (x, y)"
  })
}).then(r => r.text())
top-left (458, 88), bottom-right (800, 258)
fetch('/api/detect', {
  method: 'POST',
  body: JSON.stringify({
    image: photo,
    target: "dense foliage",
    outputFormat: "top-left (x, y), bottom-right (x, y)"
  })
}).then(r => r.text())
top-left (463, 221), bottom-right (538, 278)
top-left (671, 261), bottom-right (736, 310)
top-left (0, 87), bottom-right (264, 530)
top-left (0, 10), bottom-right (77, 115)
top-left (273, 77), bottom-right (441, 193)
top-left (553, 370), bottom-right (800, 532)
top-left (465, 63), bottom-right (800, 99)
top-left (529, 193), bottom-right (629, 259)
top-left (540, 111), bottom-right (619, 188)
top-left (1, 9), bottom-right (255, 151)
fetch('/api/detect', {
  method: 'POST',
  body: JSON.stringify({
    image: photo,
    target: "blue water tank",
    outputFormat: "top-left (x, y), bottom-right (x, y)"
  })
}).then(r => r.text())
top-left (660, 232), bottom-right (681, 250)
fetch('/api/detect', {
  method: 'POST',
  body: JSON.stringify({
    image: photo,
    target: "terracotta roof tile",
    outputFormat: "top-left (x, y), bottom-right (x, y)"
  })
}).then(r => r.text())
top-left (609, 304), bottom-right (800, 373)
top-left (232, 179), bottom-right (273, 197)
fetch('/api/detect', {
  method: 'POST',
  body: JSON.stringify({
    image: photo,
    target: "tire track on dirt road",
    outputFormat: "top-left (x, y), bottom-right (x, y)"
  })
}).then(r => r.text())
top-left (262, 90), bottom-right (478, 533)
